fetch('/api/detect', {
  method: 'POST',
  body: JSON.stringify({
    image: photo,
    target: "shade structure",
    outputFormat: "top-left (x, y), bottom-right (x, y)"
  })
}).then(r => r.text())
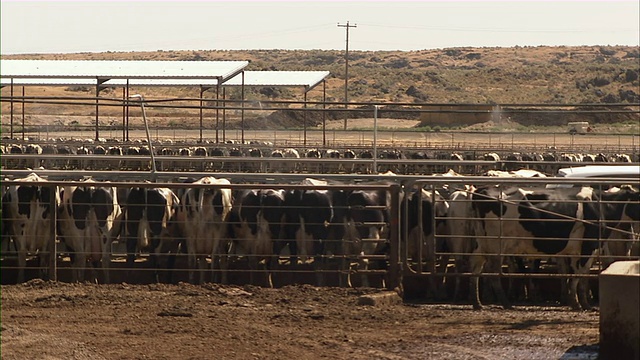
top-left (0, 59), bottom-right (249, 82)
top-left (223, 70), bottom-right (330, 92)
top-left (222, 71), bottom-right (331, 146)
top-left (0, 59), bottom-right (250, 141)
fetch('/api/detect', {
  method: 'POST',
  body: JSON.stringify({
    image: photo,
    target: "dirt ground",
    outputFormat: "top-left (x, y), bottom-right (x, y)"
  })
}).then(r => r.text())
top-left (1, 280), bottom-right (599, 360)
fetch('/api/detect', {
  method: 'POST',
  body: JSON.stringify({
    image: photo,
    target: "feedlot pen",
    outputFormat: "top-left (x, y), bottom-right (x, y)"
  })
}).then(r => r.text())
top-left (1, 173), bottom-right (638, 308)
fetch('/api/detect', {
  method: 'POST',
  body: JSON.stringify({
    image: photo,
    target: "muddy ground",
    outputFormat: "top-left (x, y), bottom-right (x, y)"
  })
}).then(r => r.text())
top-left (1, 280), bottom-right (599, 360)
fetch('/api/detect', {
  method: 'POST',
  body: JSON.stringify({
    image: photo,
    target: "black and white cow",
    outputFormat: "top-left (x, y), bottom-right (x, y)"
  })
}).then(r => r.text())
top-left (6, 144), bottom-right (23, 169)
top-left (343, 149), bottom-right (357, 174)
top-left (304, 148), bottom-right (322, 174)
top-left (405, 186), bottom-right (450, 297)
top-left (442, 187), bottom-right (477, 301)
top-left (225, 147), bottom-right (244, 172)
top-left (41, 144), bottom-right (58, 169)
top-left (73, 146), bottom-right (90, 170)
top-left (24, 144), bottom-right (43, 169)
top-left (58, 179), bottom-right (122, 283)
top-left (192, 146), bottom-right (208, 171)
top-left (378, 149), bottom-right (404, 174)
top-left (407, 151), bottom-right (429, 174)
top-left (107, 146), bottom-right (123, 170)
top-left (280, 179), bottom-right (335, 286)
top-left (468, 185), bottom-right (639, 310)
top-left (332, 184), bottom-right (393, 288)
top-left (125, 146), bottom-right (141, 171)
top-left (248, 148), bottom-right (264, 173)
top-left (176, 177), bottom-right (232, 284)
top-left (2, 173), bottom-right (60, 283)
top-left (598, 186), bottom-right (640, 266)
top-left (178, 147), bottom-right (192, 171)
top-left (324, 149), bottom-right (342, 173)
top-left (122, 186), bottom-right (181, 283)
top-left (356, 150), bottom-right (374, 174)
top-left (227, 188), bottom-right (287, 287)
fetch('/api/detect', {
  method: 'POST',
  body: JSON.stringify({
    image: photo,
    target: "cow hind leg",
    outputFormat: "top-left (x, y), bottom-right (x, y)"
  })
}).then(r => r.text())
top-left (577, 278), bottom-right (593, 311)
top-left (486, 256), bottom-right (511, 309)
top-left (567, 277), bottom-right (582, 310)
top-left (101, 252), bottom-right (111, 284)
top-left (17, 249), bottom-right (27, 283)
top-left (197, 255), bottom-right (208, 284)
top-left (38, 252), bottom-right (51, 282)
top-left (469, 253), bottom-right (486, 310)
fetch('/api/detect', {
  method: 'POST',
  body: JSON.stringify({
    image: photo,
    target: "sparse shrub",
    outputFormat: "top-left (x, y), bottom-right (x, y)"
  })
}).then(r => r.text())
top-left (385, 58), bottom-right (410, 69)
top-left (591, 76), bottom-right (611, 87)
top-left (599, 47), bottom-right (617, 56)
top-left (625, 69), bottom-right (639, 82)
top-left (619, 89), bottom-right (639, 103)
top-left (601, 93), bottom-right (620, 103)
top-left (444, 49), bottom-right (462, 57)
top-left (66, 86), bottom-right (91, 92)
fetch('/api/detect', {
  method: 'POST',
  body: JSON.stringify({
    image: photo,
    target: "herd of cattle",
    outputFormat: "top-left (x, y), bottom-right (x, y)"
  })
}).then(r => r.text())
top-left (1, 140), bottom-right (638, 175)
top-left (2, 170), bottom-right (638, 311)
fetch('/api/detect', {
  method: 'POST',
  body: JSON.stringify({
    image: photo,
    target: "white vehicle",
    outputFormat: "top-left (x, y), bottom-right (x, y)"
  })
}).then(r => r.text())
top-left (568, 121), bottom-right (590, 135)
top-left (546, 165), bottom-right (640, 188)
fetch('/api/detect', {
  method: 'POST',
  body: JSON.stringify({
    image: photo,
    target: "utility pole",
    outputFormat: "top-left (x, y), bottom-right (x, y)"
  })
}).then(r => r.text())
top-left (338, 21), bottom-right (356, 130)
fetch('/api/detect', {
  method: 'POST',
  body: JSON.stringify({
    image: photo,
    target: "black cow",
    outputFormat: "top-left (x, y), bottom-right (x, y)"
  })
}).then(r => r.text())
top-left (248, 148), bottom-right (264, 172)
top-left (280, 179), bottom-right (335, 286)
top-left (122, 187), bottom-right (181, 283)
top-left (227, 188), bottom-right (287, 287)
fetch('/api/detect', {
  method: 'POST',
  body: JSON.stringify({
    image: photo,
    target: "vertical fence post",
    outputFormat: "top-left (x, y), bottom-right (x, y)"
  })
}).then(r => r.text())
top-left (387, 183), bottom-right (402, 292)
top-left (48, 183), bottom-right (58, 281)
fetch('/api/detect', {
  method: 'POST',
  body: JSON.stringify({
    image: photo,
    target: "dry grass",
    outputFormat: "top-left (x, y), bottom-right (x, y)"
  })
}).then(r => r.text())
top-left (1, 46), bottom-right (638, 134)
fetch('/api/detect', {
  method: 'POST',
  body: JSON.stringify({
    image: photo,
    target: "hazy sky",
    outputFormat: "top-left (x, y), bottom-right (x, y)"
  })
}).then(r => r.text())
top-left (2, 1), bottom-right (638, 54)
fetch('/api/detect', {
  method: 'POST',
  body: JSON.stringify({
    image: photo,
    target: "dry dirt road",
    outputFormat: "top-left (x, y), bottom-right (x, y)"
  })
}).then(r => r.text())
top-left (1, 280), bottom-right (599, 360)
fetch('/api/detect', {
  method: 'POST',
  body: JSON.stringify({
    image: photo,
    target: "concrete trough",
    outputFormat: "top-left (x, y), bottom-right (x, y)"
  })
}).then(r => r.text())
top-left (599, 260), bottom-right (640, 360)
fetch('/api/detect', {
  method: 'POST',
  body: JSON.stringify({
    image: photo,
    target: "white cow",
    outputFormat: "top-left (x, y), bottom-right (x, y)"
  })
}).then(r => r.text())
top-left (177, 177), bottom-right (232, 284)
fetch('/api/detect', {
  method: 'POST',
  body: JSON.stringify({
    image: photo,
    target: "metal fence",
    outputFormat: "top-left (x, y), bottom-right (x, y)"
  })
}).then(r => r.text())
top-left (1, 175), bottom-right (638, 308)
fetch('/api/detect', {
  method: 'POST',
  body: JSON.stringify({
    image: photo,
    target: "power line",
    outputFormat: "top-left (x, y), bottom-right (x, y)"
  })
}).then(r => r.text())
top-left (358, 22), bottom-right (638, 34)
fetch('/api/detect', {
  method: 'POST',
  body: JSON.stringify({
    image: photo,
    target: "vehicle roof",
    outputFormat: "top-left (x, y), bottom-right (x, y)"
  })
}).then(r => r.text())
top-left (556, 165), bottom-right (640, 178)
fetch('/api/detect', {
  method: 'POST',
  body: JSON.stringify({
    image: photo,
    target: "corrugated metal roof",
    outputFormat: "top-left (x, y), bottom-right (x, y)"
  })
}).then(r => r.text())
top-left (0, 78), bottom-right (99, 86)
top-left (0, 59), bottom-right (249, 81)
top-left (223, 71), bottom-right (330, 92)
top-left (105, 78), bottom-right (221, 87)
top-left (0, 77), bottom-right (222, 87)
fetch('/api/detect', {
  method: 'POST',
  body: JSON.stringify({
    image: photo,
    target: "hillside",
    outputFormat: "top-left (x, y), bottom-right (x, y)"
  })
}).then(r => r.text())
top-left (1, 46), bottom-right (639, 131)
